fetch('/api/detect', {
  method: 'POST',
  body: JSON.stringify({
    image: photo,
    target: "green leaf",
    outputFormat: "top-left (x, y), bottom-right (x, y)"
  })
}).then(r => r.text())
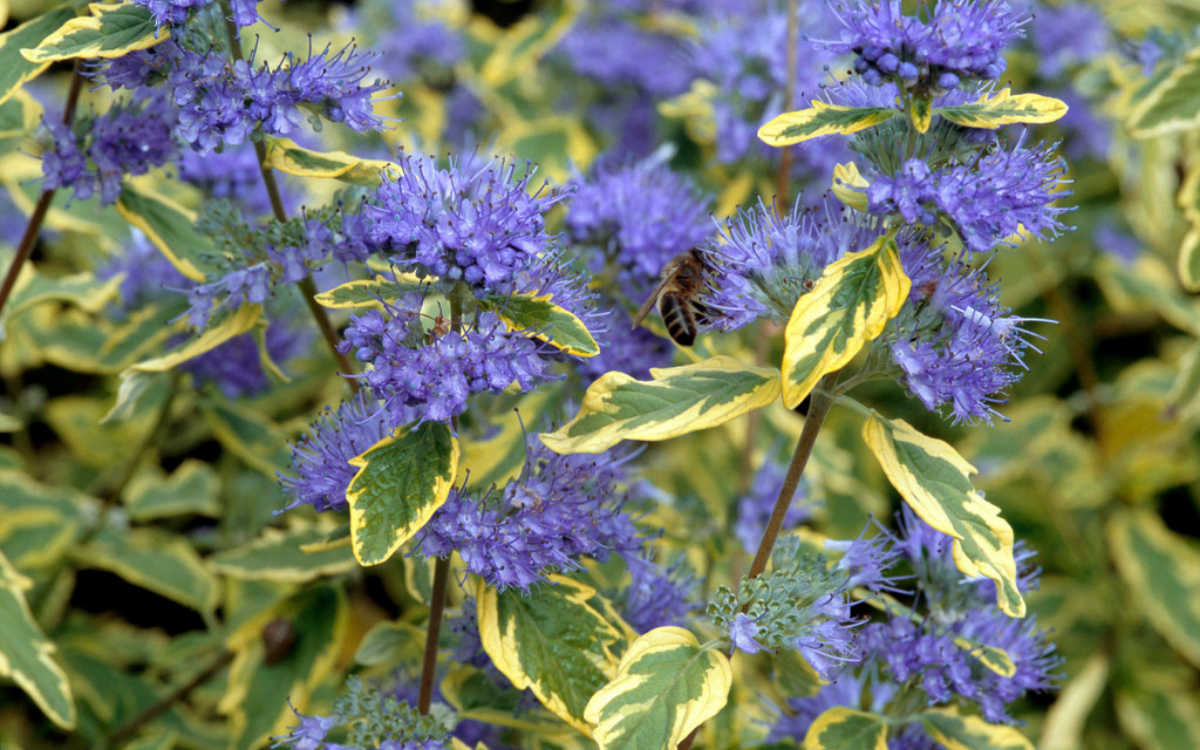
top-left (1116, 685), bottom-right (1200, 750)
top-left (21, 1), bottom-right (164, 64)
top-left (781, 235), bottom-right (910, 408)
top-left (346, 421), bottom-right (459, 566)
top-left (0, 551), bottom-right (75, 729)
top-left (209, 526), bottom-right (357, 583)
top-left (101, 370), bottom-right (166, 424)
top-left (802, 707), bottom-right (886, 750)
top-left (116, 186), bottom-right (219, 282)
top-left (0, 5), bottom-right (77, 106)
top-left (935, 88), bottom-right (1068, 129)
top-left (757, 102), bottom-right (898, 146)
top-left (0, 88), bottom-right (43, 139)
top-left (123, 460), bottom-right (220, 521)
top-left (1168, 341), bottom-right (1200, 422)
top-left (313, 274), bottom-right (437, 309)
top-left (72, 527), bottom-right (220, 616)
top-left (1129, 58), bottom-right (1200, 138)
top-left (354, 620), bottom-right (424, 667)
top-left (479, 292), bottom-right (600, 357)
top-left (862, 414), bottom-right (1024, 617)
top-left (200, 396), bottom-right (292, 475)
top-left (584, 626), bottom-right (731, 750)
top-left (1039, 655), bottom-right (1108, 750)
top-left (262, 137), bottom-right (393, 185)
top-left (30, 301), bottom-right (185, 375)
top-left (539, 356), bottom-right (780, 454)
top-left (0, 506), bottom-right (79, 570)
top-left (918, 707), bottom-right (1034, 750)
top-left (1180, 226), bottom-right (1200, 292)
top-left (480, 0), bottom-right (578, 88)
top-left (132, 304), bottom-right (261, 372)
top-left (1109, 510), bottom-right (1200, 668)
top-left (222, 585), bottom-right (347, 750)
top-left (2, 270), bottom-right (122, 319)
top-left (477, 574), bottom-right (632, 735)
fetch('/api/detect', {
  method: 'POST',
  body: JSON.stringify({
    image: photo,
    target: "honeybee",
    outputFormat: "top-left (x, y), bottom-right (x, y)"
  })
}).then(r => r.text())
top-left (632, 249), bottom-right (710, 346)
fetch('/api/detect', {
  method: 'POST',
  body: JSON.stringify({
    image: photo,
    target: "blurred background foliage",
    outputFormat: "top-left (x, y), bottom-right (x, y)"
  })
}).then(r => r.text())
top-left (1, 0), bottom-right (1200, 749)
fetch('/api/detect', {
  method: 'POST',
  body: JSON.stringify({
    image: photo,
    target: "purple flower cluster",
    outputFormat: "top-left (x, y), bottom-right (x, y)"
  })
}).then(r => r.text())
top-left (279, 393), bottom-right (391, 514)
top-left (180, 320), bottom-right (312, 399)
top-left (619, 555), bottom-right (697, 632)
top-left (415, 435), bottom-right (641, 591)
top-left (559, 18), bottom-right (693, 97)
top-left (177, 143), bottom-right (289, 218)
top-left (41, 95), bottom-right (176, 205)
top-left (578, 311), bottom-right (674, 384)
top-left (366, 152), bottom-right (566, 291)
top-left (1030, 3), bottom-right (1108, 79)
top-left (770, 509), bottom-right (1060, 741)
top-left (566, 158), bottom-right (713, 301)
top-left (339, 295), bottom-right (555, 428)
top-left (891, 257), bottom-right (1045, 423)
top-left (824, 0), bottom-right (1028, 92)
top-left (863, 138), bottom-right (1072, 253)
top-left (134, 0), bottom-right (266, 30)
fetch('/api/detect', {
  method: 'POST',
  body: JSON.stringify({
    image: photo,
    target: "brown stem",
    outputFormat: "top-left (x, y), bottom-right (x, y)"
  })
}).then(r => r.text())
top-left (0, 63), bottom-right (87, 317)
top-left (418, 556), bottom-right (452, 715)
top-left (104, 650), bottom-right (234, 748)
top-left (746, 375), bottom-right (836, 580)
top-left (221, 9), bottom-right (358, 389)
top-left (417, 286), bottom-right (465, 715)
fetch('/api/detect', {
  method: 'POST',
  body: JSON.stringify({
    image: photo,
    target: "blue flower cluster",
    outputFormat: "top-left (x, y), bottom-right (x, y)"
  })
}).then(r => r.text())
top-left (770, 509), bottom-right (1060, 742)
top-left (367, 152), bottom-right (566, 291)
top-left (134, 0), bottom-right (266, 30)
top-left (415, 434), bottom-right (642, 591)
top-left (619, 555), bottom-right (697, 633)
top-left (41, 95), bottom-right (176, 206)
top-left (824, 0), bottom-right (1028, 92)
top-left (279, 393), bottom-right (392, 514)
top-left (863, 137), bottom-right (1072, 253)
top-left (340, 295), bottom-right (554, 428)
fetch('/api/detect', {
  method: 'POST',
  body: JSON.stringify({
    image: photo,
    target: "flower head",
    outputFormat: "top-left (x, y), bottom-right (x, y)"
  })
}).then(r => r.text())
top-left (366, 152), bottom-right (566, 292)
top-left (414, 433), bottom-right (641, 591)
top-left (278, 393), bottom-right (392, 513)
top-left (823, 0), bottom-right (1028, 93)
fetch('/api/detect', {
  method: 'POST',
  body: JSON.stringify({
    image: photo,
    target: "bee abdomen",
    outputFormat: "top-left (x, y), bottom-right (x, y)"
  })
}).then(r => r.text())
top-left (660, 295), bottom-right (697, 346)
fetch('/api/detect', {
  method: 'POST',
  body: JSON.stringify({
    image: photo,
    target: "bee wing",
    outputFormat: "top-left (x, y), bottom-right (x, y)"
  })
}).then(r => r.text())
top-left (631, 277), bottom-right (670, 328)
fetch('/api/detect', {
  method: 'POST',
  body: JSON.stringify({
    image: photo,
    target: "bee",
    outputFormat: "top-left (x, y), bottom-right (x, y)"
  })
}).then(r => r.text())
top-left (632, 249), bottom-right (710, 347)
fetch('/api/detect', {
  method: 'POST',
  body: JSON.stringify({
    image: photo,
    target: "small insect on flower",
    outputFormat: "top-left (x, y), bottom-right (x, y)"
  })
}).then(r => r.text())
top-left (632, 249), bottom-right (711, 346)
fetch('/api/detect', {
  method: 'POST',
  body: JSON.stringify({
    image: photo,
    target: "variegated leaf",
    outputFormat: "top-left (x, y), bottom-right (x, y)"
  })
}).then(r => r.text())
top-left (116, 186), bottom-right (220, 282)
top-left (132, 304), bottom-right (261, 372)
top-left (0, 550), bottom-right (75, 729)
top-left (262, 137), bottom-right (393, 185)
top-left (584, 626), bottom-right (731, 750)
top-left (862, 414), bottom-right (1024, 617)
top-left (758, 102), bottom-right (898, 146)
top-left (21, 1), bottom-right (163, 64)
top-left (478, 292), bottom-right (600, 357)
top-left (803, 707), bottom-right (886, 750)
top-left (935, 88), bottom-right (1068, 130)
top-left (346, 421), bottom-right (458, 566)
top-left (1109, 509), bottom-right (1200, 668)
top-left (0, 5), bottom-right (77, 106)
top-left (918, 706), bottom-right (1034, 750)
top-left (540, 356), bottom-right (780, 454)
top-left (781, 235), bottom-right (910, 408)
top-left (477, 575), bottom-right (631, 734)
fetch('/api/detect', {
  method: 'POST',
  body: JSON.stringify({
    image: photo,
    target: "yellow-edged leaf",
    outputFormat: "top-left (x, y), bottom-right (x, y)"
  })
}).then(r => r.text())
top-left (132, 304), bottom-right (261, 372)
top-left (1128, 58), bottom-right (1200, 138)
top-left (831, 162), bottom-right (869, 211)
top-left (918, 706), bottom-right (1034, 750)
top-left (479, 292), bottom-right (599, 357)
top-left (0, 550), bottom-right (75, 729)
top-left (1180, 225), bottom-right (1200, 292)
top-left (539, 356), bottom-right (780, 454)
top-left (21, 1), bottom-right (164, 63)
top-left (346, 421), bottom-right (458, 566)
top-left (584, 626), bottom-right (730, 750)
top-left (262, 137), bottom-right (393, 185)
top-left (935, 88), bottom-right (1068, 130)
top-left (781, 235), bottom-right (910, 408)
top-left (116, 186), bottom-right (218, 282)
top-left (862, 415), bottom-right (1024, 617)
top-left (1108, 509), bottom-right (1200, 668)
top-left (803, 707), bottom-right (886, 750)
top-left (0, 5), bottom-right (77, 106)
top-left (209, 526), bottom-right (357, 583)
top-left (477, 575), bottom-right (631, 735)
top-left (911, 94), bottom-right (933, 133)
top-left (758, 102), bottom-right (897, 146)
